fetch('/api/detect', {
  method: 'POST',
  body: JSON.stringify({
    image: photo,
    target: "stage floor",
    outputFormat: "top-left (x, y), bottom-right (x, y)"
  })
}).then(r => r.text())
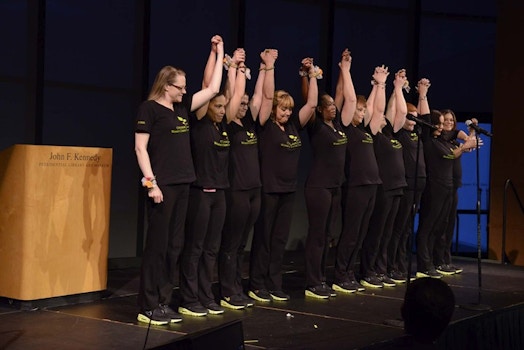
top-left (1, 251), bottom-right (524, 349)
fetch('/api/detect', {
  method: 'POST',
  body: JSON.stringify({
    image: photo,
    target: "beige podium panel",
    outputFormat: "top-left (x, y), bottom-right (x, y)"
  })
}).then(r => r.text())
top-left (0, 144), bottom-right (112, 300)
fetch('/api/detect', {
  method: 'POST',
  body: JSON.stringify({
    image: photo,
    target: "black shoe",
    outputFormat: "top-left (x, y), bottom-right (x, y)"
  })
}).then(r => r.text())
top-left (204, 301), bottom-right (225, 315)
top-left (322, 282), bottom-right (337, 297)
top-left (248, 289), bottom-right (271, 302)
top-left (416, 270), bottom-right (442, 279)
top-left (178, 304), bottom-right (208, 317)
top-left (360, 276), bottom-right (384, 288)
top-left (305, 285), bottom-right (330, 299)
top-left (137, 307), bottom-right (171, 325)
top-left (388, 271), bottom-right (406, 284)
top-left (332, 281), bottom-right (358, 294)
top-left (450, 264), bottom-right (463, 274)
top-left (350, 279), bottom-right (366, 292)
top-left (159, 304), bottom-right (183, 323)
top-left (436, 264), bottom-right (456, 275)
top-left (269, 290), bottom-right (290, 301)
top-left (239, 292), bottom-right (254, 307)
top-left (378, 274), bottom-right (396, 287)
top-left (220, 295), bottom-right (247, 310)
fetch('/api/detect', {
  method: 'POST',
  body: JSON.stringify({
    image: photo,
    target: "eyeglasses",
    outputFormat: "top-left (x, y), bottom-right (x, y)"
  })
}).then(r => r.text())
top-left (240, 102), bottom-right (249, 107)
top-left (168, 83), bottom-right (186, 91)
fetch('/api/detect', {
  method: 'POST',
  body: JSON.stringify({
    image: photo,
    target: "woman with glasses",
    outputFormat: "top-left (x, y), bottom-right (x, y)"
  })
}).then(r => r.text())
top-left (134, 35), bottom-right (224, 325)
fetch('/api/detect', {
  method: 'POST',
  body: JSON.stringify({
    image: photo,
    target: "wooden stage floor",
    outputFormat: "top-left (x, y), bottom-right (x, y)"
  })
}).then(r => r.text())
top-left (1, 251), bottom-right (523, 349)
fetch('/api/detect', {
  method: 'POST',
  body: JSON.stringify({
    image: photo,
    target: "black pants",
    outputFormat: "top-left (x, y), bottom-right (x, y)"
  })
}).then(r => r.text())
top-left (250, 191), bottom-right (295, 292)
top-left (389, 179), bottom-right (426, 275)
top-left (416, 182), bottom-right (452, 272)
top-left (304, 186), bottom-right (341, 288)
top-left (180, 188), bottom-right (226, 307)
top-left (361, 186), bottom-right (403, 277)
top-left (435, 187), bottom-right (459, 266)
top-left (334, 184), bottom-right (377, 283)
top-left (138, 184), bottom-right (189, 311)
top-left (219, 188), bottom-right (261, 298)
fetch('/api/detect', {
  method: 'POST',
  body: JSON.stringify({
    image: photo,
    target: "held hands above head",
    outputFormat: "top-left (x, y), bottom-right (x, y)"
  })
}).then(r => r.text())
top-left (372, 65), bottom-right (389, 85)
top-left (261, 48), bottom-right (278, 69)
top-left (211, 35), bottom-right (223, 52)
top-left (338, 48), bottom-right (352, 71)
top-left (300, 57), bottom-right (323, 79)
top-left (232, 48), bottom-right (246, 67)
top-left (393, 69), bottom-right (408, 91)
top-left (395, 68), bottom-right (410, 93)
top-left (416, 78), bottom-right (431, 98)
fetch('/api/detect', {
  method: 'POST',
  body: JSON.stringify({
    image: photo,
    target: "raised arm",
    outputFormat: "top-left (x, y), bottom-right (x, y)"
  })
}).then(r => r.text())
top-left (338, 49), bottom-right (357, 127)
top-left (191, 35), bottom-right (224, 117)
top-left (226, 49), bottom-right (247, 123)
top-left (224, 49), bottom-right (245, 104)
top-left (298, 57), bottom-right (319, 127)
top-left (364, 67), bottom-right (384, 126)
top-left (369, 65), bottom-right (389, 135)
top-left (249, 51), bottom-right (267, 120)
top-left (299, 59), bottom-right (310, 103)
top-left (258, 49), bottom-right (278, 126)
top-left (416, 78), bottom-right (431, 116)
top-left (385, 90), bottom-right (396, 127)
top-left (392, 69), bottom-right (408, 132)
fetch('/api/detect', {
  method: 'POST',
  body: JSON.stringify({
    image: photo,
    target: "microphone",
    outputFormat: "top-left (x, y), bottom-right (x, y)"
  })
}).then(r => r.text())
top-left (406, 114), bottom-right (438, 130)
top-left (465, 120), bottom-right (493, 137)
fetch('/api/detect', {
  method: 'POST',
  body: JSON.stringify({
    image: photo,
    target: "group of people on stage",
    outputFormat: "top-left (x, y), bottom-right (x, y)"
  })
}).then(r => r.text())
top-left (133, 35), bottom-right (480, 325)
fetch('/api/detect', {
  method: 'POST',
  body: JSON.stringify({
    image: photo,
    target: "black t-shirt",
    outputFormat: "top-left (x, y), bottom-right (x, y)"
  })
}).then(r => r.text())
top-left (343, 123), bottom-right (381, 187)
top-left (422, 137), bottom-right (455, 189)
top-left (226, 112), bottom-right (261, 191)
top-left (441, 130), bottom-right (463, 188)
top-left (373, 124), bottom-right (407, 192)
top-left (305, 111), bottom-right (348, 188)
top-left (190, 115), bottom-right (230, 189)
top-left (135, 96), bottom-right (195, 185)
top-left (420, 115), bottom-right (455, 189)
top-left (258, 114), bottom-right (303, 193)
top-left (396, 128), bottom-right (427, 189)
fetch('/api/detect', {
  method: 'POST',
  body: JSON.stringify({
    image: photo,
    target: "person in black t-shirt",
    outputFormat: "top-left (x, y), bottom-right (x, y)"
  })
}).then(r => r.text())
top-left (178, 39), bottom-right (234, 317)
top-left (389, 102), bottom-right (426, 283)
top-left (302, 49), bottom-right (354, 299)
top-left (360, 68), bottom-right (408, 289)
top-left (218, 48), bottom-right (278, 310)
top-left (416, 104), bottom-right (476, 278)
top-left (134, 35), bottom-right (224, 325)
top-left (434, 109), bottom-right (477, 275)
top-left (332, 66), bottom-right (385, 294)
top-left (248, 56), bottom-right (318, 303)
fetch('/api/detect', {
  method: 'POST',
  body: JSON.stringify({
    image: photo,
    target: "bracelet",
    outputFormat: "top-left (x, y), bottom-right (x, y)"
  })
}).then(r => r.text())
top-left (265, 66), bottom-right (275, 71)
top-left (419, 95), bottom-right (427, 100)
top-left (141, 176), bottom-right (157, 189)
top-left (308, 65), bottom-right (323, 79)
top-left (222, 54), bottom-right (239, 70)
top-left (240, 66), bottom-right (251, 80)
top-left (299, 70), bottom-right (308, 77)
top-left (371, 79), bottom-right (386, 87)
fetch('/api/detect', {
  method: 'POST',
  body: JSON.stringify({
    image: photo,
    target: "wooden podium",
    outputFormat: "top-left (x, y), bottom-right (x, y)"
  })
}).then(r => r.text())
top-left (0, 144), bottom-right (113, 301)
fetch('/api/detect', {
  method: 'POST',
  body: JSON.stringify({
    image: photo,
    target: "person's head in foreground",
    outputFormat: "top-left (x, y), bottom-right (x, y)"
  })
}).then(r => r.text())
top-left (401, 277), bottom-right (455, 344)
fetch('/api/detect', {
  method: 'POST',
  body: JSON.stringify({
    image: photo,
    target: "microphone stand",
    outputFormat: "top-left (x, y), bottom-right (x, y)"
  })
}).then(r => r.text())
top-left (459, 131), bottom-right (491, 311)
top-left (406, 124), bottom-right (422, 287)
